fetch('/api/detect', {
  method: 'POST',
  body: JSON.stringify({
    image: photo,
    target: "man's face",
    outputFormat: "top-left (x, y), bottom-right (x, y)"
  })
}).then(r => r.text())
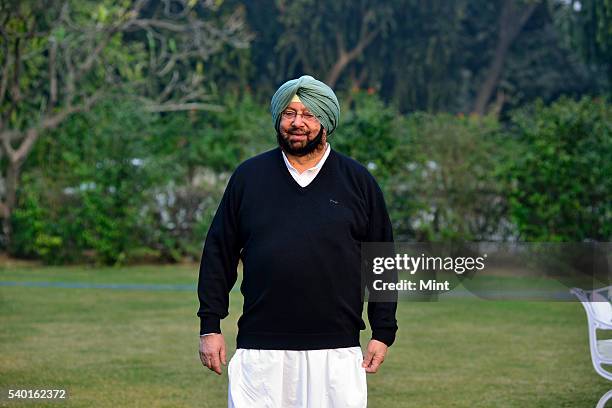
top-left (277, 102), bottom-right (327, 157)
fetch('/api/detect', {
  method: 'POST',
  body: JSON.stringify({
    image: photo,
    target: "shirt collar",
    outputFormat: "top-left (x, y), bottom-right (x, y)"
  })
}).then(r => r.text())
top-left (281, 143), bottom-right (331, 174)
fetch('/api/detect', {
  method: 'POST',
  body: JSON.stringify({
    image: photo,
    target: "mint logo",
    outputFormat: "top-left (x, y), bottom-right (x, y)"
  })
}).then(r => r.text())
top-left (329, 199), bottom-right (339, 205)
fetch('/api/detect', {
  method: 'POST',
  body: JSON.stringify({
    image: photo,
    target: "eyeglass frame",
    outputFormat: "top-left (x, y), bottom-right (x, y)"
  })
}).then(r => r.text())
top-left (280, 109), bottom-right (319, 123)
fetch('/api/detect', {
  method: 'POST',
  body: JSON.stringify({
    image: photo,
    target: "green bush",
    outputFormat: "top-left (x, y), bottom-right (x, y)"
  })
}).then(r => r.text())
top-left (394, 112), bottom-right (513, 241)
top-left (335, 92), bottom-right (513, 241)
top-left (11, 93), bottom-right (610, 265)
top-left (134, 93), bottom-right (273, 262)
top-left (11, 94), bottom-right (275, 265)
top-left (10, 173), bottom-right (58, 262)
top-left (507, 97), bottom-right (611, 241)
top-left (12, 98), bottom-right (161, 265)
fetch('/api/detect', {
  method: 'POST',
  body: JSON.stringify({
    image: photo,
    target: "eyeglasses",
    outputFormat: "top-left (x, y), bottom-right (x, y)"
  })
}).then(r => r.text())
top-left (281, 110), bottom-right (318, 122)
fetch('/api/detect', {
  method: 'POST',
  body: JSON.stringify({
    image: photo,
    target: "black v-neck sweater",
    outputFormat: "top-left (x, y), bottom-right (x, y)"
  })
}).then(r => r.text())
top-left (197, 147), bottom-right (398, 350)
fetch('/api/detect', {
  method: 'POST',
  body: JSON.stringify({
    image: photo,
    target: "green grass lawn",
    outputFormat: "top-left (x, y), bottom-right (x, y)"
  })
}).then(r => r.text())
top-left (0, 264), bottom-right (609, 407)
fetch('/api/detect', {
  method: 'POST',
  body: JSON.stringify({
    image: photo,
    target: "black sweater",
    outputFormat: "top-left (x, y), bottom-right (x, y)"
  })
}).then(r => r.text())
top-left (197, 147), bottom-right (398, 350)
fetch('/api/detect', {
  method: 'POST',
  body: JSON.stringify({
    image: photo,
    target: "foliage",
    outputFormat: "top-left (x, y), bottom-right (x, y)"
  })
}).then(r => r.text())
top-left (152, 93), bottom-right (274, 174)
top-left (134, 93), bottom-right (273, 262)
top-left (9, 174), bottom-right (54, 261)
top-left (393, 113), bottom-right (513, 241)
top-left (334, 91), bottom-right (404, 180)
top-left (244, 0), bottom-right (609, 114)
top-left (498, 3), bottom-right (609, 118)
top-left (334, 92), bottom-right (514, 241)
top-left (11, 94), bottom-right (274, 265)
top-left (0, 0), bottom-right (254, 255)
top-left (9, 92), bottom-right (612, 264)
top-left (507, 97), bottom-right (612, 241)
top-left (554, 0), bottom-right (612, 80)
top-left (4, 0), bottom-right (612, 264)
top-left (12, 98), bottom-right (162, 264)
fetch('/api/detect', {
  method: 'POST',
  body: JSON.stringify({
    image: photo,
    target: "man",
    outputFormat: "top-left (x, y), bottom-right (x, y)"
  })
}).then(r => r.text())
top-left (197, 75), bottom-right (397, 407)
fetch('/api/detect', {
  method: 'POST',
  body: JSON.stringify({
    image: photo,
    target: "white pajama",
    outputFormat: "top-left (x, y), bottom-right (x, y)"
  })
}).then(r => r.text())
top-left (228, 347), bottom-right (367, 408)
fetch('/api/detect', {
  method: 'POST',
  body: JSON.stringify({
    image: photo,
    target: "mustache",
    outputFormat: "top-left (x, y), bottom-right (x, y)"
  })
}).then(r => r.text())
top-left (287, 127), bottom-right (307, 135)
top-left (277, 127), bottom-right (325, 157)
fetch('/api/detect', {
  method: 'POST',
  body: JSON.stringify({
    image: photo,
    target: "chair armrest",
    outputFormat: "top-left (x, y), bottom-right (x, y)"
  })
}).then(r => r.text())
top-left (595, 320), bottom-right (612, 330)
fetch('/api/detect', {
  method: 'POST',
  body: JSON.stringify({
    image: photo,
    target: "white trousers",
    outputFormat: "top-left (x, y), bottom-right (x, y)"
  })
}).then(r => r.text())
top-left (228, 347), bottom-right (367, 408)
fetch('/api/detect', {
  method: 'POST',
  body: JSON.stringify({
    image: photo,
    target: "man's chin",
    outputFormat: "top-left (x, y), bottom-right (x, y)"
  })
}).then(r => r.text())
top-left (277, 129), bottom-right (324, 157)
top-left (288, 140), bottom-right (308, 149)
top-left (282, 142), bottom-right (319, 157)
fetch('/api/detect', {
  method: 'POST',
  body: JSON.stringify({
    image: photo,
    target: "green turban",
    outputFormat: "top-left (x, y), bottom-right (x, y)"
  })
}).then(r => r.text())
top-left (270, 75), bottom-right (340, 135)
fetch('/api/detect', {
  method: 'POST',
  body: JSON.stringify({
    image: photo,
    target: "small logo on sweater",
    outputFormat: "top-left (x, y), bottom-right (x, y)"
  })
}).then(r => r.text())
top-left (329, 199), bottom-right (339, 205)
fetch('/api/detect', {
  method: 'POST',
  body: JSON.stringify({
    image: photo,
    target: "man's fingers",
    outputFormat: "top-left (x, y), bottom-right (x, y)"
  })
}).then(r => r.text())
top-left (363, 339), bottom-right (388, 373)
top-left (220, 343), bottom-right (227, 366)
top-left (200, 350), bottom-right (210, 368)
top-left (199, 334), bottom-right (226, 375)
top-left (207, 352), bottom-right (222, 375)
top-left (364, 354), bottom-right (384, 373)
top-left (362, 350), bottom-right (374, 368)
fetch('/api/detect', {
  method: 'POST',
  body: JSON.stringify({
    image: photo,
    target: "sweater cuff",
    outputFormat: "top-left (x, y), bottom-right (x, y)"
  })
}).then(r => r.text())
top-left (372, 328), bottom-right (396, 347)
top-left (200, 315), bottom-right (221, 335)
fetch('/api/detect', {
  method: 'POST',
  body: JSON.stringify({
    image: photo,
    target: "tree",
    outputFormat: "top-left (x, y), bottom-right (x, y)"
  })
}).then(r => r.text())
top-left (471, 0), bottom-right (540, 115)
top-left (244, 0), bottom-right (607, 114)
top-left (256, 0), bottom-right (394, 89)
top-left (0, 0), bottom-right (251, 247)
top-left (554, 0), bottom-right (612, 83)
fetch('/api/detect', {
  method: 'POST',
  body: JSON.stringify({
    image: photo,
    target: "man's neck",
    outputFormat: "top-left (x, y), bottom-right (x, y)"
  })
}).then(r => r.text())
top-left (284, 143), bottom-right (329, 174)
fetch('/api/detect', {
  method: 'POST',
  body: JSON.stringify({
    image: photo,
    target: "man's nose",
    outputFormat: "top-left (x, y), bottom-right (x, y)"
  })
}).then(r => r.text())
top-left (292, 114), bottom-right (304, 126)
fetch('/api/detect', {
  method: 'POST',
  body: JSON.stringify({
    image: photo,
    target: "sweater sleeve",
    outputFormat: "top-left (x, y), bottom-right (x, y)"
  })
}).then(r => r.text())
top-left (197, 173), bottom-right (241, 335)
top-left (365, 177), bottom-right (398, 347)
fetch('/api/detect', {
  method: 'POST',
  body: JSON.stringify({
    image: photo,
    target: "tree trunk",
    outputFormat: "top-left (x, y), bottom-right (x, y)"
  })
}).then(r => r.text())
top-left (472, 0), bottom-right (538, 116)
top-left (2, 159), bottom-right (21, 248)
top-left (472, 37), bottom-right (511, 116)
top-left (325, 55), bottom-right (350, 89)
top-left (325, 15), bottom-right (379, 88)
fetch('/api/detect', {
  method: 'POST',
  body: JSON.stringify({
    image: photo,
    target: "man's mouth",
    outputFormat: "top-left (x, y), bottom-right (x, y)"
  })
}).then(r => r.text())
top-left (289, 132), bottom-right (307, 141)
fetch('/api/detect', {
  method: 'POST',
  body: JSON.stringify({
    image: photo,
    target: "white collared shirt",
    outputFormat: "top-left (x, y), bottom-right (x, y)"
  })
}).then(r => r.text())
top-left (281, 143), bottom-right (331, 187)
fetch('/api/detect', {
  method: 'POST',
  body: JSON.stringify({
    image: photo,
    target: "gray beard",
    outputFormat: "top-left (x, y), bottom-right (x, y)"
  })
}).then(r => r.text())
top-left (277, 127), bottom-right (324, 157)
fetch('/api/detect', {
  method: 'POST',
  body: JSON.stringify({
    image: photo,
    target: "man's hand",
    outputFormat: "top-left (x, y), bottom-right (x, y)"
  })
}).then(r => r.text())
top-left (362, 339), bottom-right (388, 374)
top-left (199, 334), bottom-right (227, 375)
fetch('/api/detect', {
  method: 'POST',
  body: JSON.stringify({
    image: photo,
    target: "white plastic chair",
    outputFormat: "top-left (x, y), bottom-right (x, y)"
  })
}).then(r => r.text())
top-left (571, 286), bottom-right (612, 408)
top-left (572, 287), bottom-right (612, 380)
